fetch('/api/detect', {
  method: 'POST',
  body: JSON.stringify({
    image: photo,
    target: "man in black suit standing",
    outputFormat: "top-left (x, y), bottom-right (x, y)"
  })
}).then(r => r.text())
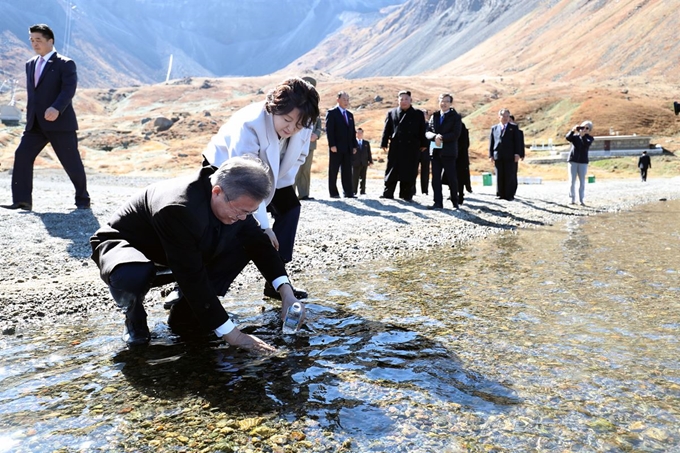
top-left (325, 91), bottom-right (357, 198)
top-left (425, 93), bottom-right (462, 210)
top-left (2, 24), bottom-right (90, 211)
top-left (352, 127), bottom-right (373, 195)
top-left (638, 150), bottom-right (651, 182)
top-left (380, 90), bottom-right (427, 201)
top-left (488, 108), bottom-right (523, 201)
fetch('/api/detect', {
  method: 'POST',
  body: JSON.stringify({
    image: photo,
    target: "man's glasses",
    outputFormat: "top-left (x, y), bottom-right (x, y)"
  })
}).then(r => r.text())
top-left (223, 192), bottom-right (258, 217)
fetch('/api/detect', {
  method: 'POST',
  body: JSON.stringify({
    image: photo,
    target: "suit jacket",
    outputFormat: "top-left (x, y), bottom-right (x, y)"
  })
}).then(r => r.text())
top-left (352, 139), bottom-right (373, 166)
top-left (380, 106), bottom-right (427, 153)
top-left (326, 106), bottom-right (357, 154)
top-left (203, 101), bottom-right (312, 229)
top-left (489, 122), bottom-right (524, 160)
top-left (25, 52), bottom-right (78, 131)
top-left (90, 166), bottom-right (286, 331)
top-left (638, 154), bottom-right (651, 169)
top-left (425, 108), bottom-right (462, 158)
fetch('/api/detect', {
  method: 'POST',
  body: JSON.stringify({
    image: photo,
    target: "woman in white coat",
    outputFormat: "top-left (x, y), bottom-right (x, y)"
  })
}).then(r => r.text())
top-left (203, 77), bottom-right (320, 300)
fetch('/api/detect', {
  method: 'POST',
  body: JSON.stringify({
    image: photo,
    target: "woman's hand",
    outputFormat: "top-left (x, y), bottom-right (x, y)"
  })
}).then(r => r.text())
top-left (264, 228), bottom-right (279, 251)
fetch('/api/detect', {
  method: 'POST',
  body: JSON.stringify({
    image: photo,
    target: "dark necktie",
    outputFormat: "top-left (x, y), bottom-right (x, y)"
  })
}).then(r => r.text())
top-left (343, 110), bottom-right (348, 125)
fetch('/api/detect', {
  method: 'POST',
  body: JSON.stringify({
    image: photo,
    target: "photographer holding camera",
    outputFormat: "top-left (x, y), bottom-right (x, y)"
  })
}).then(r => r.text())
top-left (566, 120), bottom-right (594, 205)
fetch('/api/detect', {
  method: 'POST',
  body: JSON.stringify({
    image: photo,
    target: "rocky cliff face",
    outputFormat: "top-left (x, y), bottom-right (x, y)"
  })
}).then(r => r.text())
top-left (0, 0), bottom-right (677, 90)
top-left (286, 0), bottom-right (542, 77)
top-left (0, 0), bottom-right (404, 88)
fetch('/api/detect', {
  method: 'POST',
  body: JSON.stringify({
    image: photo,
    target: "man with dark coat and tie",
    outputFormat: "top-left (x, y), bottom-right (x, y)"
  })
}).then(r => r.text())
top-left (488, 108), bottom-right (524, 201)
top-left (352, 127), bottom-right (373, 195)
top-left (425, 93), bottom-right (462, 210)
top-left (380, 90), bottom-right (428, 201)
top-left (325, 91), bottom-right (357, 198)
top-left (2, 24), bottom-right (90, 211)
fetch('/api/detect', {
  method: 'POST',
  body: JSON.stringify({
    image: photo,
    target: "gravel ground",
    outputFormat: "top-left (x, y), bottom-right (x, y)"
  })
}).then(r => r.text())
top-left (1, 169), bottom-right (679, 335)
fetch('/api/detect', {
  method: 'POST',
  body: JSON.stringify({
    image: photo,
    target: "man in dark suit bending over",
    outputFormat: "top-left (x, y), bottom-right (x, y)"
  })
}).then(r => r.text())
top-left (91, 157), bottom-right (300, 352)
top-left (2, 24), bottom-right (90, 211)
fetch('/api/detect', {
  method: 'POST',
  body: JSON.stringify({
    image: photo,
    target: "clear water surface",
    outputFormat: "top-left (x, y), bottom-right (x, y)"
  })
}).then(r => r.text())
top-left (0, 200), bottom-right (678, 452)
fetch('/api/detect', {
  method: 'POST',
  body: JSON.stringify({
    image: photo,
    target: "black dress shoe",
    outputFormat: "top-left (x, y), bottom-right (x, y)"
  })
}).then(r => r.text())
top-left (330, 195), bottom-right (340, 199)
top-left (428, 204), bottom-right (443, 210)
top-left (379, 195), bottom-right (394, 199)
top-left (76, 203), bottom-right (91, 210)
top-left (345, 195), bottom-right (357, 199)
top-left (1, 202), bottom-right (32, 211)
top-left (123, 318), bottom-right (150, 346)
top-left (299, 196), bottom-right (315, 201)
top-left (263, 281), bottom-right (308, 300)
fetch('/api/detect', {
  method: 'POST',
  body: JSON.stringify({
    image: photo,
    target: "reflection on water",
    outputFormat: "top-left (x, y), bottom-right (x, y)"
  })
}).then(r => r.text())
top-left (1, 200), bottom-right (679, 452)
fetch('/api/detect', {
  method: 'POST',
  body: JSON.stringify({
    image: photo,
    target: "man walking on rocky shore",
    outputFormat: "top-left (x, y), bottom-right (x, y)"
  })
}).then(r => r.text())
top-left (380, 90), bottom-right (428, 202)
top-left (2, 24), bottom-right (90, 212)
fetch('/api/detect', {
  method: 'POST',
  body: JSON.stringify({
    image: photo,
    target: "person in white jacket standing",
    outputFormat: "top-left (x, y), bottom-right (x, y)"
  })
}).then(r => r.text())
top-left (203, 77), bottom-right (319, 300)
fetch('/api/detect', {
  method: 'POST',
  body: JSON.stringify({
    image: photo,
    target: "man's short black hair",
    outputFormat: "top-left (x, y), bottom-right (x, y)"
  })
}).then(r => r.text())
top-left (29, 24), bottom-right (55, 42)
top-left (398, 90), bottom-right (411, 97)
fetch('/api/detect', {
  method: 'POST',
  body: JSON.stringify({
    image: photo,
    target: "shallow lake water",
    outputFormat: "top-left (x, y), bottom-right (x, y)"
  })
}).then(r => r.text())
top-left (1, 199), bottom-right (678, 452)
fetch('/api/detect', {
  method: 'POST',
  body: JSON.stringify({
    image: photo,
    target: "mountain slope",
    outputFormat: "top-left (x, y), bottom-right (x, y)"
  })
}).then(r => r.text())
top-left (287, 0), bottom-right (542, 77)
top-left (432, 0), bottom-right (679, 82)
top-left (288, 0), bottom-right (679, 83)
top-left (0, 0), bottom-right (405, 88)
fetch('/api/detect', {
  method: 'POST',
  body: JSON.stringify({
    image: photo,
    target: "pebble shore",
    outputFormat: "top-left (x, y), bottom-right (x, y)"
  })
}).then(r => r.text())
top-left (1, 169), bottom-right (679, 335)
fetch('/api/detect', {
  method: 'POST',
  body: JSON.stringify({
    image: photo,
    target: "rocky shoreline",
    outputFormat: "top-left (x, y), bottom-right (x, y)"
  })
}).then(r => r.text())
top-left (1, 169), bottom-right (679, 335)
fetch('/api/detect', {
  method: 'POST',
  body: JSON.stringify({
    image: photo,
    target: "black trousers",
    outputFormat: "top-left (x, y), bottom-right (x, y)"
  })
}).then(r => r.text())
top-left (107, 245), bottom-right (251, 329)
top-left (640, 167), bottom-right (648, 181)
top-left (11, 122), bottom-right (89, 207)
top-left (267, 185), bottom-right (301, 263)
top-left (328, 150), bottom-right (353, 197)
top-left (417, 150), bottom-right (430, 194)
top-left (383, 153), bottom-right (418, 200)
top-left (432, 154), bottom-right (458, 207)
top-left (494, 158), bottom-right (518, 200)
top-left (352, 164), bottom-right (368, 194)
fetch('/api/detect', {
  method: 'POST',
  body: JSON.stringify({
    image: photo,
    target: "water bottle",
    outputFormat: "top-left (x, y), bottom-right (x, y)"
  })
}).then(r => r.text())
top-left (282, 302), bottom-right (303, 334)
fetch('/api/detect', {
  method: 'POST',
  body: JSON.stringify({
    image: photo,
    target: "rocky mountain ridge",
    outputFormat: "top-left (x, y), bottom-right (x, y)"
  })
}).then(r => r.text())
top-left (1, 0), bottom-right (677, 90)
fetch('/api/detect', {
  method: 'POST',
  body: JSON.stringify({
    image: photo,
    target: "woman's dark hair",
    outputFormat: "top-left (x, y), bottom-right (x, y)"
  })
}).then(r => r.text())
top-left (265, 77), bottom-right (320, 129)
top-left (29, 24), bottom-right (55, 43)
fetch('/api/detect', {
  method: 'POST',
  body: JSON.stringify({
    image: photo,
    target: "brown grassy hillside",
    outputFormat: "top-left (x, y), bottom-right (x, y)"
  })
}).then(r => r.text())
top-left (1, 73), bottom-right (677, 181)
